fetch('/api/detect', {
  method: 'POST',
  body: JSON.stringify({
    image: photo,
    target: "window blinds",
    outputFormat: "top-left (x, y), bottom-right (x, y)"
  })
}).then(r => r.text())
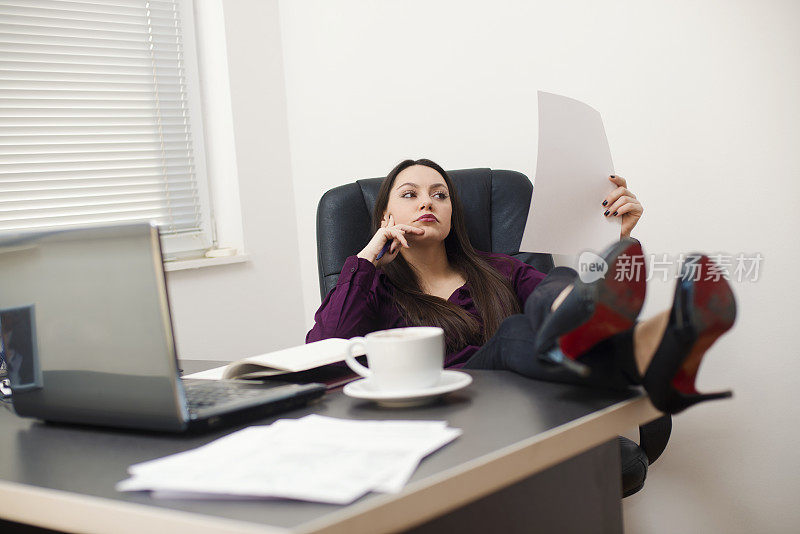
top-left (0, 0), bottom-right (212, 254)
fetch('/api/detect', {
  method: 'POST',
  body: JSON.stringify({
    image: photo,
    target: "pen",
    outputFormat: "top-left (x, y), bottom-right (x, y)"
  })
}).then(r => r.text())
top-left (374, 241), bottom-right (392, 261)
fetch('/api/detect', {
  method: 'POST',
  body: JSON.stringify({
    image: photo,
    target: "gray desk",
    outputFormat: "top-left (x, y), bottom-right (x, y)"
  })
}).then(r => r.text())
top-left (0, 365), bottom-right (660, 534)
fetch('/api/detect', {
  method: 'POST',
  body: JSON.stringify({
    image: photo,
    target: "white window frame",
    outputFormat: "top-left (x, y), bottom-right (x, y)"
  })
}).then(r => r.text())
top-left (184, 0), bottom-right (246, 267)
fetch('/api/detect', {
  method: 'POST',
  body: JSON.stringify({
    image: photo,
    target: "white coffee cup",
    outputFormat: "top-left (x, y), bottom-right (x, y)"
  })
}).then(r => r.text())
top-left (345, 327), bottom-right (445, 391)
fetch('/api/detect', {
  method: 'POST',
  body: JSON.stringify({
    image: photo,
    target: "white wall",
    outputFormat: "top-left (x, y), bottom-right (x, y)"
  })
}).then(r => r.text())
top-left (276, 0), bottom-right (800, 531)
top-left (164, 0), bottom-right (306, 360)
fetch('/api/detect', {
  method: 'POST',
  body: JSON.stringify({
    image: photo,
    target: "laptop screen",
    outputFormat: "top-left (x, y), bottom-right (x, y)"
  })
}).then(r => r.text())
top-left (0, 223), bottom-right (188, 430)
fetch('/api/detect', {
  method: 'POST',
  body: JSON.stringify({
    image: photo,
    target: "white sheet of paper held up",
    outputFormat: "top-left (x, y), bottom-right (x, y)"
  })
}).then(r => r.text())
top-left (520, 91), bottom-right (621, 256)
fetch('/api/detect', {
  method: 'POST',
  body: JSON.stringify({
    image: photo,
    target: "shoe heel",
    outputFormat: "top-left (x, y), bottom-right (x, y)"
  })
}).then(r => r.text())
top-left (659, 389), bottom-right (733, 413)
top-left (538, 346), bottom-right (591, 377)
top-left (672, 325), bottom-right (732, 394)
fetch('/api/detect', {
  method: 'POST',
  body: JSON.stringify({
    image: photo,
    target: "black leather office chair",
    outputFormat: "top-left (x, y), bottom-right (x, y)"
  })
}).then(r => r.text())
top-left (315, 167), bottom-right (671, 497)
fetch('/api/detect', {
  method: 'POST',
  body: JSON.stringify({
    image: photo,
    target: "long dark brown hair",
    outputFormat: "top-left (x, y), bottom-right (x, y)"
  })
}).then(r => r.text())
top-left (373, 159), bottom-right (521, 352)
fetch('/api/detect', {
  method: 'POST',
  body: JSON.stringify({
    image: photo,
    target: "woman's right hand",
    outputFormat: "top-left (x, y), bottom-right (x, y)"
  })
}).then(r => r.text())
top-left (356, 214), bottom-right (425, 268)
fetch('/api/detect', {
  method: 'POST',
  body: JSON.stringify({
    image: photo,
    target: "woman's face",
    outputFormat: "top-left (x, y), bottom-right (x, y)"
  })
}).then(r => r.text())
top-left (383, 165), bottom-right (452, 245)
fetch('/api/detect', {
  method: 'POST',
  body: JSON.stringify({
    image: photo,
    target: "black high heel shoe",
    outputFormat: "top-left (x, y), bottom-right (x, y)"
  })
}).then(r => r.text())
top-left (534, 238), bottom-right (647, 376)
top-left (642, 254), bottom-right (736, 414)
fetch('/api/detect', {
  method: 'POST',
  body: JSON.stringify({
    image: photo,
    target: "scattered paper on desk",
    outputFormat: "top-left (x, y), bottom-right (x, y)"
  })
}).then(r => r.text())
top-left (521, 91), bottom-right (621, 256)
top-left (116, 415), bottom-right (461, 504)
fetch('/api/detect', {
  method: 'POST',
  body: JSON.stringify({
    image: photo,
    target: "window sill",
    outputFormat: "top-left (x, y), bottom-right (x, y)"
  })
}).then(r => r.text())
top-left (163, 253), bottom-right (251, 272)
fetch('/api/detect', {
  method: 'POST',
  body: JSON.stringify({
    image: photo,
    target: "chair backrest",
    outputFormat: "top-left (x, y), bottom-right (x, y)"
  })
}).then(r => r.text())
top-left (316, 168), bottom-right (554, 299)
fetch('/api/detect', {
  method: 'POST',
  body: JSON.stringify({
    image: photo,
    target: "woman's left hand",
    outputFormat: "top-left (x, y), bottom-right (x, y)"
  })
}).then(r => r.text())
top-left (602, 175), bottom-right (643, 238)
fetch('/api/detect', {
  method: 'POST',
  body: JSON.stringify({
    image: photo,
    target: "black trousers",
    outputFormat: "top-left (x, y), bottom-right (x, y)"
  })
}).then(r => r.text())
top-left (463, 267), bottom-right (640, 390)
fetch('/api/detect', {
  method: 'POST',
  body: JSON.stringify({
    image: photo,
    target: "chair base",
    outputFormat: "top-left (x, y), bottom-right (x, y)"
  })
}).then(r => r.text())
top-left (619, 435), bottom-right (649, 497)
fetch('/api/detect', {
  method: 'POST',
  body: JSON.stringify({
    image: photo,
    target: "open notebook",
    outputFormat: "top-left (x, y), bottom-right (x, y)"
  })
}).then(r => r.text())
top-left (184, 339), bottom-right (364, 382)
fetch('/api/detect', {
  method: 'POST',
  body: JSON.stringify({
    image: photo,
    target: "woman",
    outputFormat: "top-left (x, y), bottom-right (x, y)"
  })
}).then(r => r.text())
top-left (306, 159), bottom-right (735, 414)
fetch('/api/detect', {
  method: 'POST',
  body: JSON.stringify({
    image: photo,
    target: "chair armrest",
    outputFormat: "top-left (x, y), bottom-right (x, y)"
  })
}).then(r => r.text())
top-left (512, 251), bottom-right (556, 275)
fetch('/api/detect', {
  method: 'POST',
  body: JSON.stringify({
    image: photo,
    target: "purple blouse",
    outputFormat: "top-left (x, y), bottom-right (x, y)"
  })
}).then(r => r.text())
top-left (305, 252), bottom-right (546, 368)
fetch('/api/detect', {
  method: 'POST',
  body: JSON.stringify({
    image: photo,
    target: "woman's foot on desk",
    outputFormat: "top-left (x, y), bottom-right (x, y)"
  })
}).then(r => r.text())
top-left (638, 254), bottom-right (737, 414)
top-left (534, 238), bottom-right (647, 376)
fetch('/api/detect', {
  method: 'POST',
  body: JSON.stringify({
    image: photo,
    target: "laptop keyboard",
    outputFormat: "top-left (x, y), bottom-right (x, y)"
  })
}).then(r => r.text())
top-left (183, 381), bottom-right (276, 410)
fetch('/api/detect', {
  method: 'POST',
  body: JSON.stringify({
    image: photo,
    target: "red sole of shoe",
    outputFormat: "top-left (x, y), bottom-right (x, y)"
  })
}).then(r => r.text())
top-left (672, 256), bottom-right (737, 395)
top-left (558, 242), bottom-right (646, 359)
top-left (559, 302), bottom-right (637, 358)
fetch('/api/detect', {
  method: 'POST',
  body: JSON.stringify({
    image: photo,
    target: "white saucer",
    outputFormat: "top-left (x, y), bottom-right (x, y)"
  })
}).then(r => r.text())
top-left (343, 370), bottom-right (472, 407)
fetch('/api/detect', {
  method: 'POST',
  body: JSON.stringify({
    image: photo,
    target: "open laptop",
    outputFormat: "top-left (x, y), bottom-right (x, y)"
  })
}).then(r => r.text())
top-left (0, 223), bottom-right (325, 432)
